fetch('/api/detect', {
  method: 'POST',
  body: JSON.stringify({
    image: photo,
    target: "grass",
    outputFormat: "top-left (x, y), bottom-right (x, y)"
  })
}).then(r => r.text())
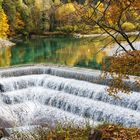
top-left (5, 123), bottom-right (140, 140)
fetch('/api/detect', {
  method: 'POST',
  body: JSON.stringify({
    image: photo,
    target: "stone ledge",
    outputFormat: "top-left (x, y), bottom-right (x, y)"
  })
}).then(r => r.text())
top-left (0, 38), bottom-right (15, 48)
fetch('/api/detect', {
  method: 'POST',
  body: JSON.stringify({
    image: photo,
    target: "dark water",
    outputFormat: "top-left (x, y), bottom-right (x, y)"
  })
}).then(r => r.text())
top-left (0, 37), bottom-right (112, 69)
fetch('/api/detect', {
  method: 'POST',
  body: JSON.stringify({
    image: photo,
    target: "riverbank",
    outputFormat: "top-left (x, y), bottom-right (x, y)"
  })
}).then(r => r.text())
top-left (0, 38), bottom-right (15, 48)
top-left (1, 123), bottom-right (140, 140)
top-left (9, 31), bottom-right (140, 42)
top-left (73, 31), bottom-right (140, 38)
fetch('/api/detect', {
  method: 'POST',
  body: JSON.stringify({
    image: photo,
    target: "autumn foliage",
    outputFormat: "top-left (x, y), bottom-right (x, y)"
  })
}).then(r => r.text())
top-left (105, 0), bottom-right (140, 26)
top-left (98, 124), bottom-right (140, 140)
top-left (5, 124), bottom-right (140, 140)
top-left (0, 8), bottom-right (9, 38)
top-left (102, 51), bottom-right (140, 94)
top-left (14, 13), bottom-right (25, 33)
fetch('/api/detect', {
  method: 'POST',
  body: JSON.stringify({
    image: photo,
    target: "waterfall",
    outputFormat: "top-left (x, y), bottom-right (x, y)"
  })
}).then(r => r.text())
top-left (0, 101), bottom-right (96, 128)
top-left (0, 65), bottom-right (139, 92)
top-left (1, 74), bottom-right (140, 111)
top-left (1, 86), bottom-right (140, 128)
top-left (0, 65), bottom-right (139, 130)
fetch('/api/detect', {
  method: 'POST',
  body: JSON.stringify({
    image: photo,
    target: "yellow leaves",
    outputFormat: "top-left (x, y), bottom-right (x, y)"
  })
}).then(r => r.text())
top-left (96, 51), bottom-right (106, 64)
top-left (85, 8), bottom-right (94, 18)
top-left (55, 3), bottom-right (75, 20)
top-left (54, 0), bottom-right (60, 5)
top-left (0, 47), bottom-right (11, 67)
top-left (96, 2), bottom-right (104, 12)
top-left (122, 22), bottom-right (136, 31)
top-left (34, 0), bottom-right (44, 10)
top-left (0, 9), bottom-right (9, 38)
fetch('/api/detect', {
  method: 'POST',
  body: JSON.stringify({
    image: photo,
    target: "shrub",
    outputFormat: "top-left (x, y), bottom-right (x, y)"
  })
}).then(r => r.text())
top-left (4, 123), bottom-right (140, 140)
top-left (122, 22), bottom-right (136, 31)
top-left (102, 50), bottom-right (140, 95)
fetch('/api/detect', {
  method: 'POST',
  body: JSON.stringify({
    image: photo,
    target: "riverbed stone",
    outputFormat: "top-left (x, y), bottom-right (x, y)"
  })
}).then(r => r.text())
top-left (0, 127), bottom-right (10, 139)
top-left (88, 129), bottom-right (102, 140)
top-left (0, 118), bottom-right (14, 128)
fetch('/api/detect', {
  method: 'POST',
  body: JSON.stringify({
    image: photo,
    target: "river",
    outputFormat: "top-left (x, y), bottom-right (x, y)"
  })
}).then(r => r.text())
top-left (0, 36), bottom-right (115, 69)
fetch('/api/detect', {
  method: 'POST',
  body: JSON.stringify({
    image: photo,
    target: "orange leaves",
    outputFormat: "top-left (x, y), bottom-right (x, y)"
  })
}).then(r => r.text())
top-left (98, 124), bottom-right (140, 140)
top-left (102, 0), bottom-right (140, 26)
top-left (132, 0), bottom-right (140, 9)
top-left (105, 4), bottom-right (120, 25)
top-left (102, 51), bottom-right (140, 95)
top-left (109, 51), bottom-right (140, 76)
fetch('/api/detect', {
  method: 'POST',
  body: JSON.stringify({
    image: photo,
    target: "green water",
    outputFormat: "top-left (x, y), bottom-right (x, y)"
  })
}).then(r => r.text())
top-left (0, 37), bottom-right (113, 69)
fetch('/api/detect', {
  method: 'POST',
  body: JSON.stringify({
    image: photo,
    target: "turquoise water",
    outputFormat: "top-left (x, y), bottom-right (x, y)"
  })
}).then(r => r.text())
top-left (0, 37), bottom-right (112, 69)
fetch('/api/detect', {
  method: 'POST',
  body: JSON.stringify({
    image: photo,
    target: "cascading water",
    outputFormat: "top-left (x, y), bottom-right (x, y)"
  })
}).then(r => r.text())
top-left (0, 65), bottom-right (140, 132)
top-left (0, 65), bottom-right (139, 91)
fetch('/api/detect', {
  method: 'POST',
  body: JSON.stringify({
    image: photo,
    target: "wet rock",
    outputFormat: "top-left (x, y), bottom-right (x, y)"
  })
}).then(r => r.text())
top-left (0, 128), bottom-right (4, 139)
top-left (88, 129), bottom-right (102, 140)
top-left (0, 84), bottom-right (4, 92)
top-left (0, 118), bottom-right (14, 128)
top-left (0, 128), bottom-right (10, 139)
top-left (2, 97), bottom-right (12, 104)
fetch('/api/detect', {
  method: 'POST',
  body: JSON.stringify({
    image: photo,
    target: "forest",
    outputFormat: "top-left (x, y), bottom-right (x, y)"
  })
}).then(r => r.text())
top-left (0, 0), bottom-right (139, 37)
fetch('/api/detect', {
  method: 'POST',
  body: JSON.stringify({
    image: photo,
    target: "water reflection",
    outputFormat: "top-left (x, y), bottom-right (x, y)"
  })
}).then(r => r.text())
top-left (0, 47), bottom-right (11, 67)
top-left (0, 37), bottom-right (112, 69)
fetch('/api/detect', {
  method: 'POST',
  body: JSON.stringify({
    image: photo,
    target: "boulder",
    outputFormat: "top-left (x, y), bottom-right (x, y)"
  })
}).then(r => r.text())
top-left (0, 84), bottom-right (4, 92)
